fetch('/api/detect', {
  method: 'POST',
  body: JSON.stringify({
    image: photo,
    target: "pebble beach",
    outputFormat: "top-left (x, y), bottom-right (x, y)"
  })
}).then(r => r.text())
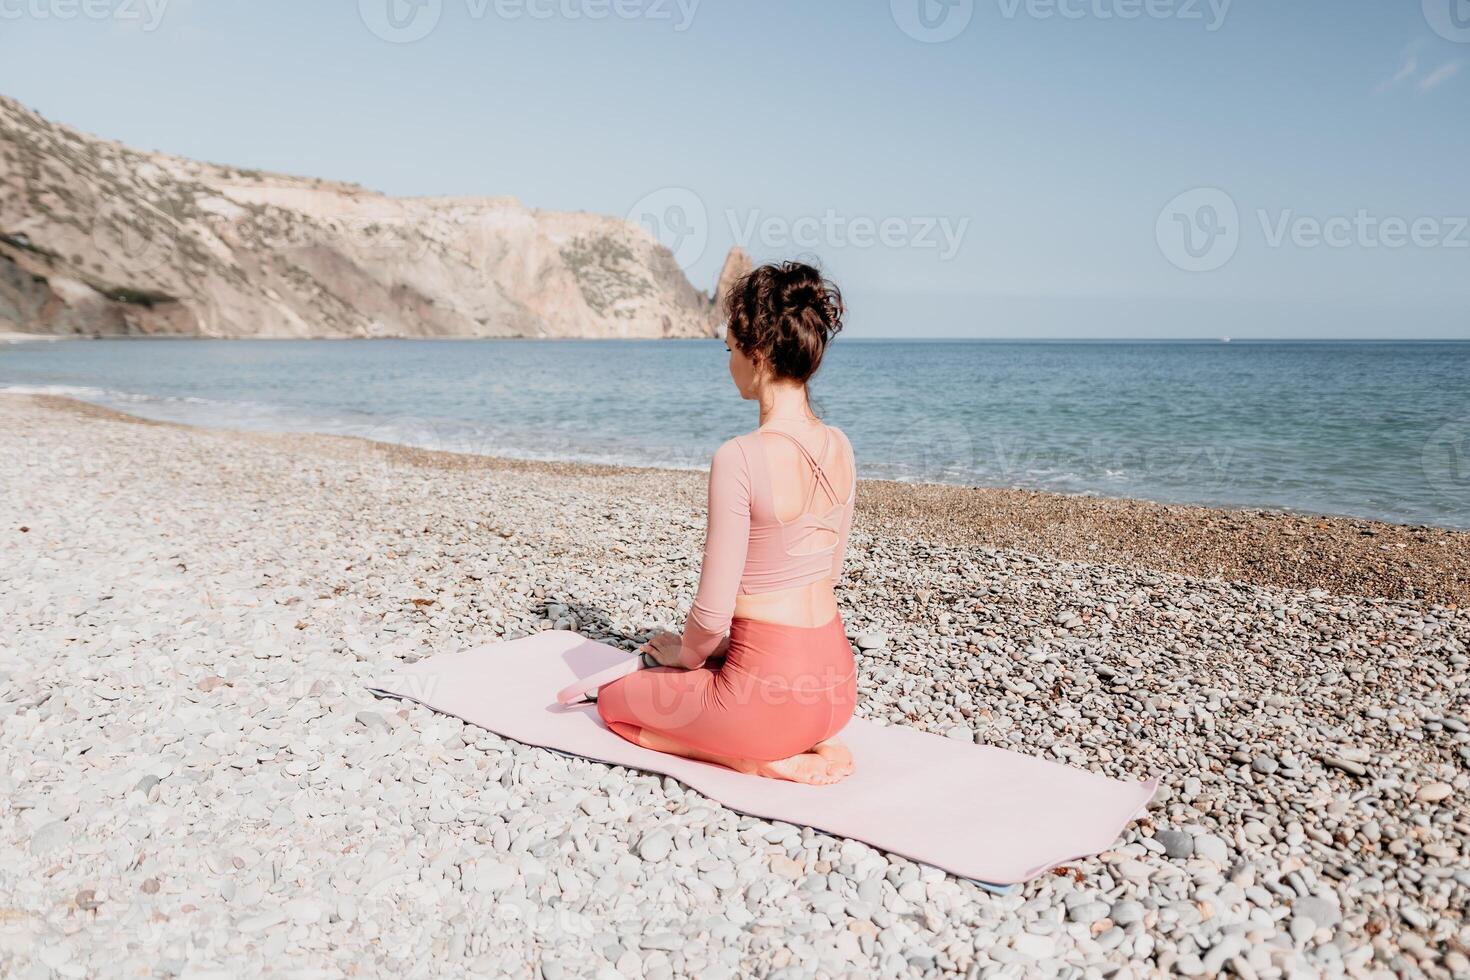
top-left (2, 392), bottom-right (1468, 978)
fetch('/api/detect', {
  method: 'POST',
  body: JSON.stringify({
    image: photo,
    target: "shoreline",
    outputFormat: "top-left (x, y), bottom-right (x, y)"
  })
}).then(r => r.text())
top-left (16, 380), bottom-right (1464, 535)
top-left (7, 332), bottom-right (1470, 342)
top-left (0, 332), bottom-right (724, 342)
top-left (29, 393), bottom-right (1470, 605)
top-left (0, 331), bottom-right (64, 343)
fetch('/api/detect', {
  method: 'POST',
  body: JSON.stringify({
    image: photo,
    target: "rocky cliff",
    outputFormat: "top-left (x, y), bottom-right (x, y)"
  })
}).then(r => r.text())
top-left (0, 95), bottom-right (730, 339)
top-left (712, 246), bottom-right (753, 312)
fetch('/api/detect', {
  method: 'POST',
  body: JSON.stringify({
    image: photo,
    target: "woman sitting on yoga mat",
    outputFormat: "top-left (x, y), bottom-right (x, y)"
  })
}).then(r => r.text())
top-left (597, 261), bottom-right (858, 785)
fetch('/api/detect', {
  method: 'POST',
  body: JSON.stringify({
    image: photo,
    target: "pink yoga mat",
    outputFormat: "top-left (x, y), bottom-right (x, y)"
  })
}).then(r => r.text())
top-left (367, 631), bottom-right (1157, 886)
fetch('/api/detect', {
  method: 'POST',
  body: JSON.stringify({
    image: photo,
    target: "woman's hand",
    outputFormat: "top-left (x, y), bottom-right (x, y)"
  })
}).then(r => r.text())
top-left (640, 631), bottom-right (686, 668)
top-left (641, 630), bottom-right (731, 670)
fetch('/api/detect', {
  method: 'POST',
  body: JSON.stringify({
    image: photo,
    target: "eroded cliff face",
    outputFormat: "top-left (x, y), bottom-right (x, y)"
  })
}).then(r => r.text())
top-left (0, 95), bottom-right (730, 339)
top-left (712, 246), bottom-right (754, 315)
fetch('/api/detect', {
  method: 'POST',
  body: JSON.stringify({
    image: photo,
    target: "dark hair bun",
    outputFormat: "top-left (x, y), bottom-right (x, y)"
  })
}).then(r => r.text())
top-left (723, 261), bottom-right (844, 384)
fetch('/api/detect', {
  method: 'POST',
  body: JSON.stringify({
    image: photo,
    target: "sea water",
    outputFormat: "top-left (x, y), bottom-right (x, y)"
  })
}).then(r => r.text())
top-left (3, 338), bottom-right (1467, 528)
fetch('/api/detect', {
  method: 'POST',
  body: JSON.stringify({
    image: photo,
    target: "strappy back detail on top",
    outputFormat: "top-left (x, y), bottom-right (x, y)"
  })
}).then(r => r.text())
top-left (733, 425), bottom-right (855, 595)
top-left (676, 423), bottom-right (857, 668)
top-left (758, 427), bottom-right (851, 520)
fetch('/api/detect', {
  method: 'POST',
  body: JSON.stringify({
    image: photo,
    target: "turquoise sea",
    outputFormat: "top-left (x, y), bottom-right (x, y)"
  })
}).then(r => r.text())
top-left (2, 338), bottom-right (1467, 529)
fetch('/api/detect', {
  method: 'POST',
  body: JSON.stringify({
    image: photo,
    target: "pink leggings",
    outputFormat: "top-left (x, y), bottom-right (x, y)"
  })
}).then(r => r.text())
top-left (597, 613), bottom-right (857, 762)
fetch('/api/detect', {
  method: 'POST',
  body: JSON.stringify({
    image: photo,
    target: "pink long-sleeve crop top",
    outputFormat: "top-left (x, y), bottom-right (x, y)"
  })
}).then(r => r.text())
top-left (677, 424), bottom-right (856, 668)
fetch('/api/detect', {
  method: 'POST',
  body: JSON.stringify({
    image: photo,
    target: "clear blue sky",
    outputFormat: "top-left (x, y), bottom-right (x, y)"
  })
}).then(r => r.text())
top-left (2, 0), bottom-right (1466, 337)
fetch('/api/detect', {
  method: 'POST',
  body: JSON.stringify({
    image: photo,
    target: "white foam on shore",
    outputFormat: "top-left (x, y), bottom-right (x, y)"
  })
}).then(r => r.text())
top-left (0, 383), bottom-right (711, 473)
top-left (0, 383), bottom-right (1284, 500)
top-left (1, 383), bottom-right (213, 405)
top-left (0, 332), bottom-right (65, 344)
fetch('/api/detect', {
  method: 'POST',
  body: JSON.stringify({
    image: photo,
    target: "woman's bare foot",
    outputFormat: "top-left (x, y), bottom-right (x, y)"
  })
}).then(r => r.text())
top-left (757, 751), bottom-right (847, 785)
top-left (610, 724), bottom-right (851, 785)
top-left (811, 739), bottom-right (854, 778)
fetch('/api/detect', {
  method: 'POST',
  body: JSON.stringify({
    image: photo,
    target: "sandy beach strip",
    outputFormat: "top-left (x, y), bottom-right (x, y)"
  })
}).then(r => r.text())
top-left (2, 392), bottom-right (1467, 978)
